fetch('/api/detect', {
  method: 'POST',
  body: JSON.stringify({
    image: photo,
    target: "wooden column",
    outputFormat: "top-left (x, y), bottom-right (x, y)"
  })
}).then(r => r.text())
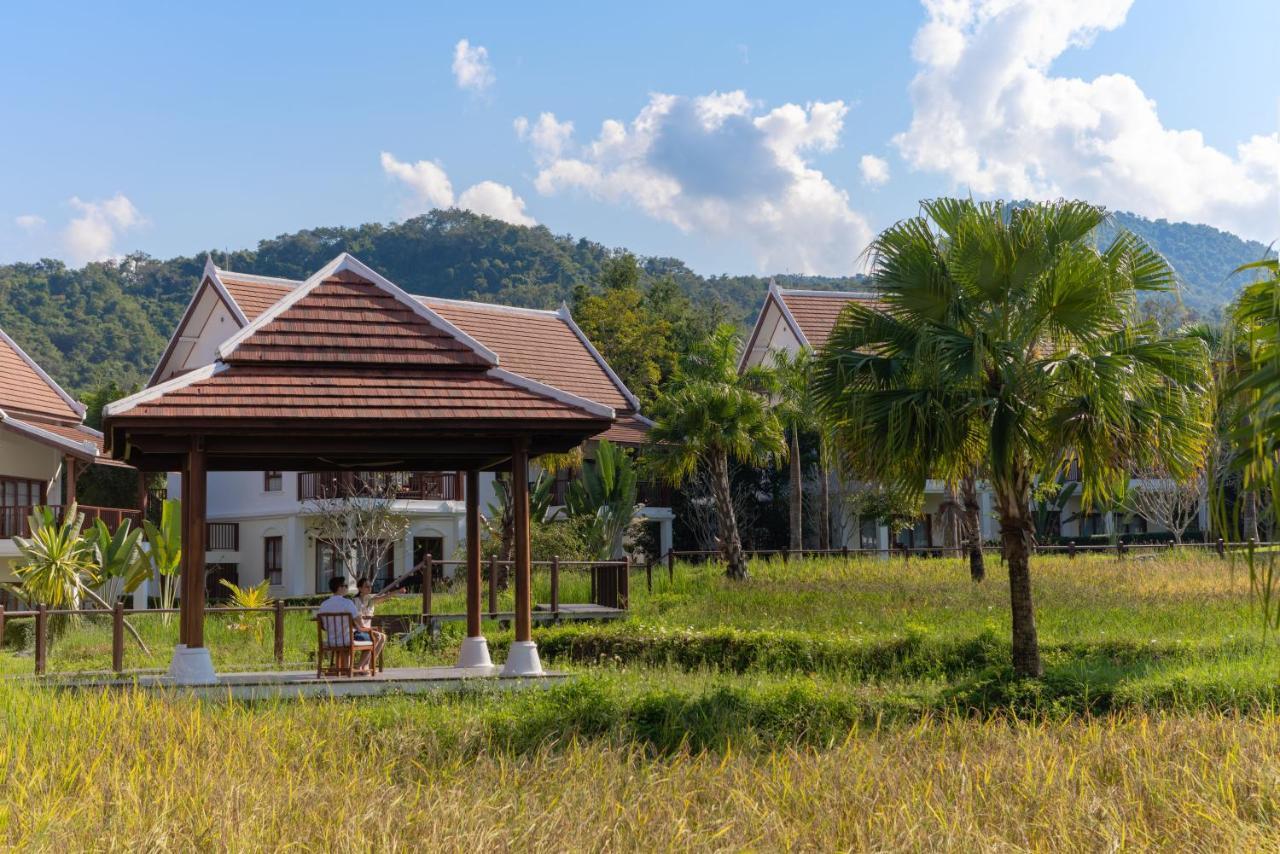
top-left (64, 457), bottom-right (76, 505)
top-left (511, 439), bottom-right (532, 643)
top-left (136, 470), bottom-right (150, 517)
top-left (180, 438), bottom-right (207, 649)
top-left (465, 469), bottom-right (482, 638)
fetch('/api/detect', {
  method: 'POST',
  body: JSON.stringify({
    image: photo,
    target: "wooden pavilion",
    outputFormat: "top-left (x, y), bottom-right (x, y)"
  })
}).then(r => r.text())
top-left (102, 254), bottom-right (614, 683)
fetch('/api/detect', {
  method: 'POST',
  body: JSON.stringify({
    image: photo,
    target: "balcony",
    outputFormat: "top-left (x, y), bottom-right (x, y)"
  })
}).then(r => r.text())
top-left (297, 471), bottom-right (464, 502)
top-left (0, 504), bottom-right (142, 539)
top-left (206, 522), bottom-right (240, 551)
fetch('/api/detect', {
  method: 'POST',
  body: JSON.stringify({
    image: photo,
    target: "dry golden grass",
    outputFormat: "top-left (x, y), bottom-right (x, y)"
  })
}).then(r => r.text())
top-left (4, 686), bottom-right (1280, 851)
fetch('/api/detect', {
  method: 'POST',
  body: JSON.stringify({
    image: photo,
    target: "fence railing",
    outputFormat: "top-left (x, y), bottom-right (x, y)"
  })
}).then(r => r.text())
top-left (297, 471), bottom-right (464, 502)
top-left (0, 555), bottom-right (632, 677)
top-left (0, 504), bottom-right (141, 538)
top-left (206, 522), bottom-right (239, 551)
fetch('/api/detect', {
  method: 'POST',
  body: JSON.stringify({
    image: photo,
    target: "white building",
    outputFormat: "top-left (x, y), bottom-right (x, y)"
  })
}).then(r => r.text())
top-left (740, 283), bottom-right (1203, 549)
top-left (153, 261), bottom-right (673, 596)
top-left (0, 327), bottom-right (138, 589)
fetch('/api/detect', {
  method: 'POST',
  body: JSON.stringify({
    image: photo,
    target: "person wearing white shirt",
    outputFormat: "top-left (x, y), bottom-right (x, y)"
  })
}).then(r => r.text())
top-left (316, 577), bottom-right (368, 670)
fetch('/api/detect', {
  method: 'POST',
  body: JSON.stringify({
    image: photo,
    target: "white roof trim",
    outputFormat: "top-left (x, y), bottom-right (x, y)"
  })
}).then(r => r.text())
top-left (488, 367), bottom-right (615, 420)
top-left (774, 286), bottom-right (880, 300)
top-left (206, 262), bottom-right (250, 326)
top-left (214, 268), bottom-right (303, 288)
top-left (147, 259), bottom-right (245, 385)
top-left (0, 326), bottom-right (86, 418)
top-left (0, 409), bottom-right (98, 458)
top-left (216, 253), bottom-right (500, 366)
top-left (556, 303), bottom-right (642, 412)
top-left (105, 362), bottom-right (228, 417)
top-left (420, 295), bottom-right (560, 317)
top-left (770, 284), bottom-right (811, 348)
top-left (738, 284), bottom-right (803, 373)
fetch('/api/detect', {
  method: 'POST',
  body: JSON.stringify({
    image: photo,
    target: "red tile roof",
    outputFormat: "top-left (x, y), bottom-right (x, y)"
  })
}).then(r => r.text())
top-left (119, 366), bottom-right (605, 423)
top-left (423, 298), bottom-right (633, 413)
top-left (597, 414), bottom-right (651, 446)
top-left (0, 328), bottom-right (83, 423)
top-left (776, 289), bottom-right (882, 349)
top-left (207, 267), bottom-right (637, 414)
top-left (227, 272), bottom-right (491, 368)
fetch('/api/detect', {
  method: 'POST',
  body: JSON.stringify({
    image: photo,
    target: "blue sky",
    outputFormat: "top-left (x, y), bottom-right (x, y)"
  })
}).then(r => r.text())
top-left (2, 0), bottom-right (1277, 275)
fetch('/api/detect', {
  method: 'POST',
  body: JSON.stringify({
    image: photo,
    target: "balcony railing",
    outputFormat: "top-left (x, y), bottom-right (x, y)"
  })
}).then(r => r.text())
top-left (0, 504), bottom-right (142, 539)
top-left (297, 471), bottom-right (464, 502)
top-left (206, 522), bottom-right (240, 551)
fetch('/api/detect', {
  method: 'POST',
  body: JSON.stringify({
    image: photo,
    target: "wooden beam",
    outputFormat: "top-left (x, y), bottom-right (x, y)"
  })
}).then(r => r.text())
top-left (64, 457), bottom-right (76, 505)
top-left (466, 469), bottom-right (481, 639)
top-left (511, 439), bottom-right (532, 643)
top-left (181, 437), bottom-right (207, 648)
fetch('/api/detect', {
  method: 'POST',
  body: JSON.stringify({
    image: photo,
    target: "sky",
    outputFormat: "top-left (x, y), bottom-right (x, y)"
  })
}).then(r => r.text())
top-left (1, 0), bottom-right (1277, 276)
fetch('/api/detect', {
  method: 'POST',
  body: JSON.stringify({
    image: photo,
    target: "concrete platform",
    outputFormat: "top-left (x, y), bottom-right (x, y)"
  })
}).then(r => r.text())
top-left (32, 666), bottom-right (566, 701)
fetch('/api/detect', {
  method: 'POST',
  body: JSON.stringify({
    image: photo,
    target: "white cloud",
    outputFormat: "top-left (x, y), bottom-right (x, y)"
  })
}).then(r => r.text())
top-left (451, 38), bottom-right (494, 92)
top-left (894, 0), bottom-right (1280, 241)
top-left (523, 91), bottom-right (873, 274)
top-left (457, 181), bottom-right (536, 226)
top-left (14, 214), bottom-right (45, 230)
top-left (62, 194), bottom-right (143, 265)
top-left (379, 152), bottom-right (454, 209)
top-left (380, 152), bottom-right (535, 227)
top-left (859, 154), bottom-right (891, 187)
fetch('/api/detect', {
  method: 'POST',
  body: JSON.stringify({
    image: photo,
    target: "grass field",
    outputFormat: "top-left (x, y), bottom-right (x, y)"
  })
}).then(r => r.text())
top-left (4, 551), bottom-right (1280, 849)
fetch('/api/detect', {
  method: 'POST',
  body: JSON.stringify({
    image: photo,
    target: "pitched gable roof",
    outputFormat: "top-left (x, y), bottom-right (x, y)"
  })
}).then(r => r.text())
top-left (774, 287), bottom-right (882, 350)
top-left (0, 327), bottom-right (86, 423)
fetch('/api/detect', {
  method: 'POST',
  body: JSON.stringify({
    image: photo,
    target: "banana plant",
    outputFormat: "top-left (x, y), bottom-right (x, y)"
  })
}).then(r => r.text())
top-left (14, 504), bottom-right (151, 653)
top-left (565, 440), bottom-right (642, 559)
top-left (86, 517), bottom-right (150, 604)
top-left (142, 499), bottom-right (182, 624)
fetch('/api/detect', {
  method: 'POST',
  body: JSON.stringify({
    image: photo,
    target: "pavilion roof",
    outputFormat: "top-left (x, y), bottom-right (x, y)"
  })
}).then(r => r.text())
top-left (773, 287), bottom-right (883, 350)
top-left (105, 254), bottom-right (615, 471)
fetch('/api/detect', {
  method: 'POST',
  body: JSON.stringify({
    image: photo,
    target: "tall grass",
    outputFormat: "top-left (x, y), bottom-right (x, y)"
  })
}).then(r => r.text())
top-left (2, 683), bottom-right (1280, 850)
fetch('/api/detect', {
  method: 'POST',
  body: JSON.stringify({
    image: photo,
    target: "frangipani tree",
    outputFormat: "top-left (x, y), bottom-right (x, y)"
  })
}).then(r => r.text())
top-left (815, 199), bottom-right (1210, 677)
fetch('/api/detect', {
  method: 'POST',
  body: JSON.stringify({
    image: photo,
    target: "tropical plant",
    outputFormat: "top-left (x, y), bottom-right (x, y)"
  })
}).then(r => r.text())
top-left (86, 517), bottom-right (150, 604)
top-left (814, 198), bottom-right (1211, 676)
top-left (564, 440), bottom-right (642, 559)
top-left (645, 324), bottom-right (788, 579)
top-left (484, 470), bottom-right (556, 563)
top-left (1031, 478), bottom-right (1079, 542)
top-left (143, 498), bottom-right (182, 623)
top-left (13, 504), bottom-right (150, 652)
top-left (218, 579), bottom-right (274, 642)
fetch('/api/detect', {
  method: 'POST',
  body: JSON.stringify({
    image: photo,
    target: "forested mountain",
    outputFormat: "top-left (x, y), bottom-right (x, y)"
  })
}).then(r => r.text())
top-left (0, 207), bottom-right (1272, 396)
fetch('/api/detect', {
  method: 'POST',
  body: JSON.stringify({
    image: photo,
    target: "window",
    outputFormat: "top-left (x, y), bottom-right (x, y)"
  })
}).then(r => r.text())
top-left (264, 536), bottom-right (283, 586)
top-left (0, 477), bottom-right (47, 537)
top-left (263, 471), bottom-right (283, 492)
top-left (315, 542), bottom-right (339, 593)
top-left (413, 536), bottom-right (445, 587)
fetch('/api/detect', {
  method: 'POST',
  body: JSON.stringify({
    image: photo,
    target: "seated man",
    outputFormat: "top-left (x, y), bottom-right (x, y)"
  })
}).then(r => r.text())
top-left (316, 576), bottom-right (372, 673)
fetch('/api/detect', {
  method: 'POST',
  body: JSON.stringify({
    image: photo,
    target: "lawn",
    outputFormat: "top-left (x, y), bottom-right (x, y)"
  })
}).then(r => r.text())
top-left (4, 550), bottom-right (1280, 849)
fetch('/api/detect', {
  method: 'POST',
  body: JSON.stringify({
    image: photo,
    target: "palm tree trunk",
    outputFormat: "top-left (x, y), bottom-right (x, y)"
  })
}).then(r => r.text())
top-left (819, 459), bottom-right (831, 552)
top-left (710, 451), bottom-right (747, 580)
top-left (1244, 490), bottom-right (1260, 542)
top-left (994, 474), bottom-right (1041, 677)
top-left (789, 426), bottom-right (802, 553)
top-left (961, 473), bottom-right (986, 582)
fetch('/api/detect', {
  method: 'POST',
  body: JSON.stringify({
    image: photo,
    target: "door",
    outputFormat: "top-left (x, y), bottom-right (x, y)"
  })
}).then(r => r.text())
top-left (412, 536), bottom-right (445, 588)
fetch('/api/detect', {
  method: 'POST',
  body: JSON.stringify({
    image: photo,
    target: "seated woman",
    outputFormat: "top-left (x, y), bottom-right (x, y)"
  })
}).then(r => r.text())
top-left (353, 577), bottom-right (404, 673)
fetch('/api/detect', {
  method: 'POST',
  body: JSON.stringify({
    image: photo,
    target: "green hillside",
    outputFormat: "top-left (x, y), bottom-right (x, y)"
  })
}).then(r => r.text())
top-left (0, 206), bottom-right (1271, 396)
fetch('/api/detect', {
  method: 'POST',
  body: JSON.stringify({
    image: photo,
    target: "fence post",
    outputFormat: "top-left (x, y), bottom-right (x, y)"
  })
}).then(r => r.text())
top-left (1067, 540), bottom-right (1076, 560)
top-left (0, 604), bottom-right (5, 652)
top-left (842, 545), bottom-right (849, 561)
top-left (112, 602), bottom-right (125, 673)
top-left (645, 557), bottom-right (653, 594)
top-left (421, 555), bottom-right (433, 618)
top-left (1116, 538), bottom-right (1124, 560)
top-left (1217, 537), bottom-right (1226, 558)
top-left (667, 549), bottom-right (675, 583)
top-left (488, 555), bottom-right (499, 618)
top-left (620, 556), bottom-right (630, 609)
top-left (550, 556), bottom-right (560, 617)
top-left (35, 604), bottom-right (47, 675)
top-left (273, 599), bottom-right (285, 665)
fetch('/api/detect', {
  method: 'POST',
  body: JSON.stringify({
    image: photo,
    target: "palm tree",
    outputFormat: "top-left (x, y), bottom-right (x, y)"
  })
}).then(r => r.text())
top-left (646, 324), bottom-right (787, 579)
top-left (814, 199), bottom-right (1210, 677)
top-left (564, 439), bottom-right (641, 559)
top-left (772, 348), bottom-right (813, 553)
top-left (1227, 256), bottom-right (1280, 536)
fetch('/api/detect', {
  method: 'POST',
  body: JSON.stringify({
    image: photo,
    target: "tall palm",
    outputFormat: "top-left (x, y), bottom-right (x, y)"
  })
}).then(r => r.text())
top-left (772, 348), bottom-right (814, 553)
top-left (646, 324), bottom-right (787, 579)
top-left (1228, 255), bottom-right (1280, 534)
top-left (814, 199), bottom-right (1210, 676)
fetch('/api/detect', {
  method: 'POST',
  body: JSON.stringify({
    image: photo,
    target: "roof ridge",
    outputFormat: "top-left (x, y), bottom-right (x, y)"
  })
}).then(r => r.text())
top-left (419, 295), bottom-right (561, 317)
top-left (217, 253), bottom-right (500, 366)
top-left (214, 268), bottom-right (303, 288)
top-left (775, 286), bottom-right (880, 299)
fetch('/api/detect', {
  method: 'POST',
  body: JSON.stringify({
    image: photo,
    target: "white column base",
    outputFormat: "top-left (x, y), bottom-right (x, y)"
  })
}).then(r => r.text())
top-left (501, 640), bottom-right (543, 677)
top-left (166, 644), bottom-right (218, 685)
top-left (455, 636), bottom-right (495, 672)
